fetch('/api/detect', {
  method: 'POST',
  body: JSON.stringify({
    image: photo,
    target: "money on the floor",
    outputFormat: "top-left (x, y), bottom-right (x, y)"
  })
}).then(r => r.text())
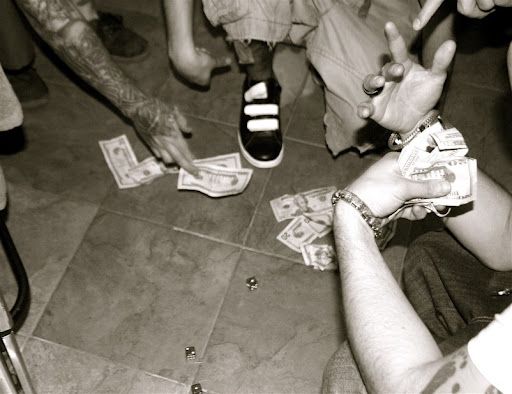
top-left (99, 135), bottom-right (140, 189)
top-left (276, 215), bottom-right (319, 253)
top-left (178, 164), bottom-right (253, 198)
top-left (270, 186), bottom-right (336, 222)
top-left (194, 152), bottom-right (242, 169)
top-left (300, 244), bottom-right (337, 271)
top-left (304, 208), bottom-right (333, 237)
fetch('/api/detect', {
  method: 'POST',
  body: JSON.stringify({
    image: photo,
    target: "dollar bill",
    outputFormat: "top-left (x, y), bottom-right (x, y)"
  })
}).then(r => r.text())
top-left (303, 208), bottom-right (333, 237)
top-left (99, 135), bottom-right (139, 189)
top-left (270, 194), bottom-right (302, 222)
top-left (431, 128), bottom-right (468, 151)
top-left (300, 244), bottom-right (337, 271)
top-left (194, 153), bottom-right (242, 169)
top-left (178, 165), bottom-right (253, 197)
top-left (276, 216), bottom-right (319, 252)
top-left (270, 186), bottom-right (336, 222)
top-left (127, 157), bottom-right (165, 184)
top-left (409, 157), bottom-right (477, 206)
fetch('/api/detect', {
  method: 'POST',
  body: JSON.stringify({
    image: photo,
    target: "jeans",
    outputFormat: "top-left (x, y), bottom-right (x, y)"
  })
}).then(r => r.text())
top-left (201, 0), bottom-right (421, 155)
top-left (321, 230), bottom-right (512, 393)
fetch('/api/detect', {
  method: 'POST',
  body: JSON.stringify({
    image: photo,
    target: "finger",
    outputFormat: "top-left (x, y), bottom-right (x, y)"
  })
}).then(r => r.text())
top-left (357, 101), bottom-right (375, 119)
top-left (362, 74), bottom-right (385, 92)
top-left (431, 40), bottom-right (457, 76)
top-left (457, 0), bottom-right (492, 16)
top-left (157, 135), bottom-right (198, 175)
top-left (380, 62), bottom-right (405, 81)
top-left (403, 179), bottom-right (451, 201)
top-left (172, 106), bottom-right (193, 134)
top-left (384, 22), bottom-right (409, 64)
top-left (413, 0), bottom-right (445, 30)
top-left (412, 205), bottom-right (429, 220)
top-left (476, 0), bottom-right (495, 10)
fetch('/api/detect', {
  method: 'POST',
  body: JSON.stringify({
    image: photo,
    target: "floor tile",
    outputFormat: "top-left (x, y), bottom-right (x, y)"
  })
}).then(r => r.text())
top-left (22, 337), bottom-right (187, 394)
top-left (97, 0), bottom-right (163, 18)
top-left (195, 250), bottom-right (343, 394)
top-left (286, 83), bottom-right (326, 146)
top-left (33, 211), bottom-right (241, 384)
top-left (0, 81), bottom-right (132, 203)
top-left (0, 183), bottom-right (98, 336)
top-left (246, 140), bottom-right (376, 259)
top-left (101, 118), bottom-right (269, 244)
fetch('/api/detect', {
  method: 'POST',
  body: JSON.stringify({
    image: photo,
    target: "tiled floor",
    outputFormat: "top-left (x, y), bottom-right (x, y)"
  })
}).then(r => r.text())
top-left (0, 2), bottom-right (511, 393)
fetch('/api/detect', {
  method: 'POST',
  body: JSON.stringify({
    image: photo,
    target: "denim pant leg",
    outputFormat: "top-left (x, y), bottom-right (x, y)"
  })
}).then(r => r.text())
top-left (322, 341), bottom-right (368, 394)
top-left (0, 0), bottom-right (35, 70)
top-left (403, 230), bottom-right (512, 355)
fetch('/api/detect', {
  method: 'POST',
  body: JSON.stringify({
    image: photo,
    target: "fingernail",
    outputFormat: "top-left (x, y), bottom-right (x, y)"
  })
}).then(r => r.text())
top-left (413, 18), bottom-right (421, 30)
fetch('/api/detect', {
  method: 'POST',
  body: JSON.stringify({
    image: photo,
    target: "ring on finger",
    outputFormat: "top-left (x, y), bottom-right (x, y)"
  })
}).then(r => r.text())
top-left (362, 83), bottom-right (383, 96)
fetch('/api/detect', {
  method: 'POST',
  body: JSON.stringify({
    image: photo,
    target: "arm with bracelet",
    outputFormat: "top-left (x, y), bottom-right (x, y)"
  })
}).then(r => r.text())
top-left (331, 21), bottom-right (512, 393)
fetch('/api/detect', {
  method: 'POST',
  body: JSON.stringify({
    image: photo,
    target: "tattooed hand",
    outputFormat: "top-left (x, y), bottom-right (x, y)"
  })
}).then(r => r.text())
top-left (132, 98), bottom-right (198, 175)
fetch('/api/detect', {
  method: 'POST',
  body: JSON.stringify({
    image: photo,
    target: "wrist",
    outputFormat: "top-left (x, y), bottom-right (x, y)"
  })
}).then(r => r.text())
top-left (168, 41), bottom-right (195, 63)
top-left (388, 110), bottom-right (440, 151)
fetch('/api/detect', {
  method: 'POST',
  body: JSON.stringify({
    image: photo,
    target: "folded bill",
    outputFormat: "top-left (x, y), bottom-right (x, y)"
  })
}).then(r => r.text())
top-left (276, 216), bottom-right (319, 253)
top-left (178, 164), bottom-right (253, 198)
top-left (300, 244), bottom-right (337, 271)
top-left (99, 135), bottom-right (139, 189)
top-left (270, 186), bottom-right (336, 222)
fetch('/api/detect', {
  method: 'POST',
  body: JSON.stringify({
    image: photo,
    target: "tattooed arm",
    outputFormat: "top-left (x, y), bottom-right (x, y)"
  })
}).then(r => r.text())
top-left (333, 203), bottom-right (499, 393)
top-left (15, 0), bottom-right (198, 173)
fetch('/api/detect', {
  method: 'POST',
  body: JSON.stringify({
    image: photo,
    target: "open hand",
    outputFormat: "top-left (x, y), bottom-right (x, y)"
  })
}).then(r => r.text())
top-left (345, 153), bottom-right (451, 219)
top-left (132, 99), bottom-right (198, 175)
top-left (357, 22), bottom-right (456, 134)
top-left (171, 46), bottom-right (231, 87)
top-left (414, 0), bottom-right (512, 30)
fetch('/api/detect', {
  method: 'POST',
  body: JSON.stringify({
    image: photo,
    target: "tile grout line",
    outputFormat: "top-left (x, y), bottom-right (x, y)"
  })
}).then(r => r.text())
top-left (284, 135), bottom-right (326, 149)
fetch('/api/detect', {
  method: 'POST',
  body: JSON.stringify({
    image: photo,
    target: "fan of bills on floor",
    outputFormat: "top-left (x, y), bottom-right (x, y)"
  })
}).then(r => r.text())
top-left (270, 120), bottom-right (477, 272)
top-left (99, 135), bottom-right (253, 197)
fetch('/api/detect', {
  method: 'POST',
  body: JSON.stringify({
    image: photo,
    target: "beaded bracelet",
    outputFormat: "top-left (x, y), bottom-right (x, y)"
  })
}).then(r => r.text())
top-left (331, 189), bottom-right (385, 239)
top-left (387, 110), bottom-right (441, 151)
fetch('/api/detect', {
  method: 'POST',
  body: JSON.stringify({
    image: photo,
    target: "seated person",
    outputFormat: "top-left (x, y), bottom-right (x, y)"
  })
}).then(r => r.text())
top-left (10, 0), bottom-right (198, 174)
top-left (165, 0), bottom-right (455, 169)
top-left (322, 20), bottom-right (512, 393)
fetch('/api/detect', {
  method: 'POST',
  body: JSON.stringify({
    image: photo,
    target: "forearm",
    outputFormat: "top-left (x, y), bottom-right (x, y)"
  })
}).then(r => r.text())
top-left (334, 203), bottom-right (442, 393)
top-left (163, 0), bottom-right (195, 58)
top-left (15, 0), bottom-right (151, 121)
top-left (445, 169), bottom-right (512, 271)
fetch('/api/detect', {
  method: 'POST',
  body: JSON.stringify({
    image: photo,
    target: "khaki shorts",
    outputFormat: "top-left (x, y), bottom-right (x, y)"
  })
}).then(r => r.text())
top-left (202, 0), bottom-right (420, 154)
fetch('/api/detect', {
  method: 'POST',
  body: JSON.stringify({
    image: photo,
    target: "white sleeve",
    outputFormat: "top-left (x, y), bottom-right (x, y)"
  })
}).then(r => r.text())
top-left (468, 303), bottom-right (512, 394)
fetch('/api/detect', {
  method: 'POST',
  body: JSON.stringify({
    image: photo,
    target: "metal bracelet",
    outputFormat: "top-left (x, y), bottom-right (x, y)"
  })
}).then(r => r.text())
top-left (331, 189), bottom-right (384, 238)
top-left (387, 110), bottom-right (441, 151)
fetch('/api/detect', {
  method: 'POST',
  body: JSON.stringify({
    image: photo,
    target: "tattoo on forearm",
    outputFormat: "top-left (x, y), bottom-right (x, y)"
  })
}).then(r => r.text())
top-left (421, 348), bottom-right (468, 394)
top-left (15, 0), bottom-right (152, 121)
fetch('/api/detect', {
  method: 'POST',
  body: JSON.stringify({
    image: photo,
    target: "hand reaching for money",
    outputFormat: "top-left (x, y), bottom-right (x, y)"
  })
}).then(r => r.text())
top-left (131, 98), bottom-right (199, 175)
top-left (357, 22), bottom-right (456, 134)
top-left (345, 153), bottom-right (451, 220)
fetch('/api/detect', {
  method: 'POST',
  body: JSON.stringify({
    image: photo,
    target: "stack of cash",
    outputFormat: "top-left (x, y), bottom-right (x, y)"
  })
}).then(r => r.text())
top-left (391, 122), bottom-right (477, 219)
top-left (270, 186), bottom-right (338, 270)
top-left (99, 135), bottom-right (253, 197)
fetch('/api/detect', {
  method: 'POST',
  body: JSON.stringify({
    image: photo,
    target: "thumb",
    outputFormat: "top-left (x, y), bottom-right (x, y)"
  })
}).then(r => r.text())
top-left (403, 178), bottom-right (451, 201)
top-left (213, 55), bottom-right (232, 69)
